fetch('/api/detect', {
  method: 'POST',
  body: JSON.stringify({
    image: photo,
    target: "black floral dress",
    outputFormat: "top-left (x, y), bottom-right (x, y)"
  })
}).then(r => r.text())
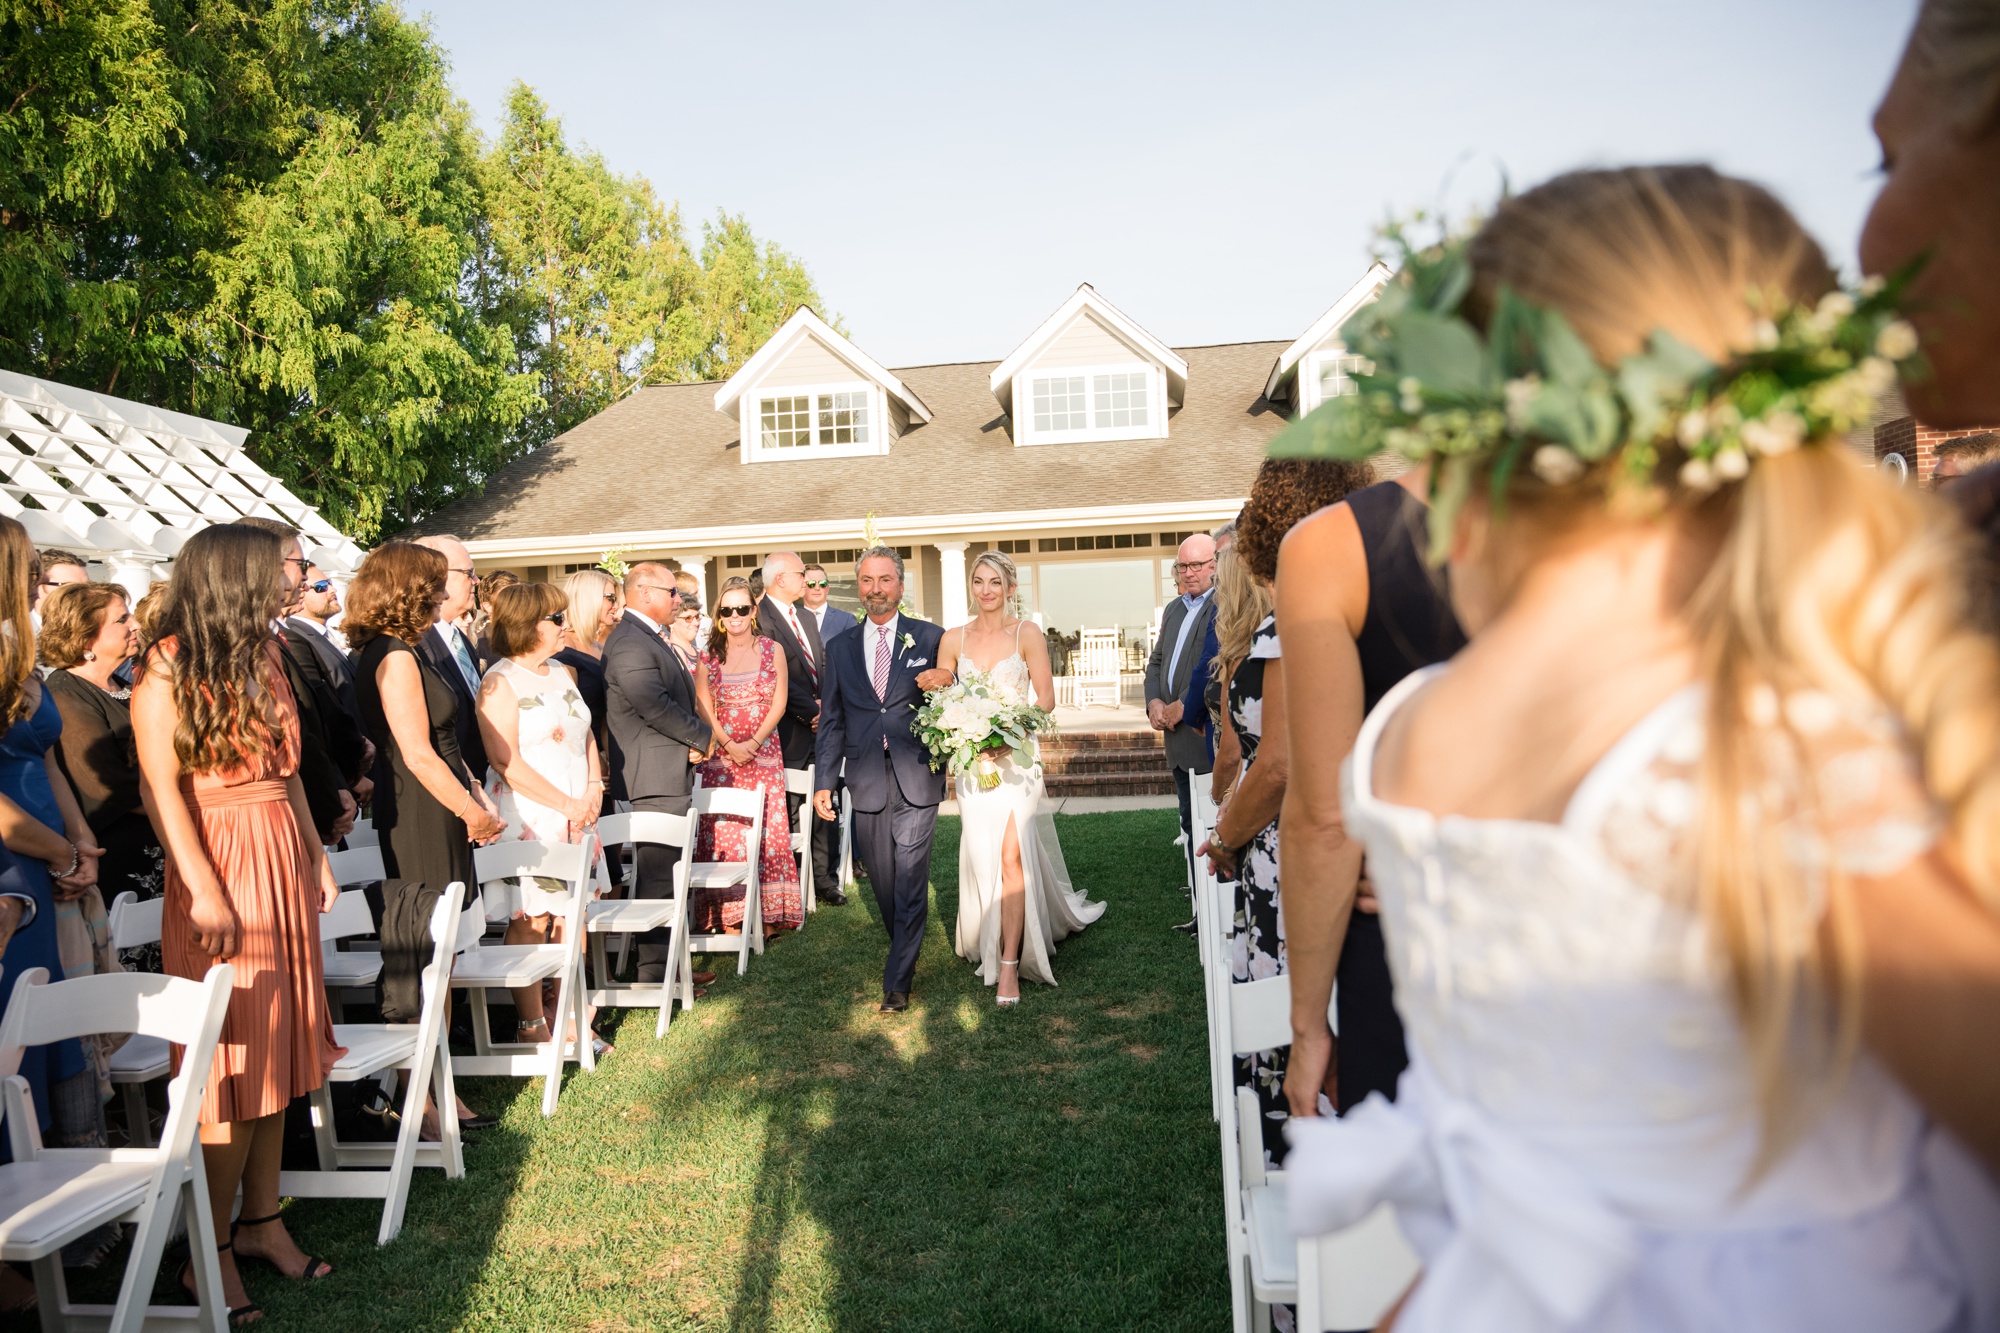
top-left (1227, 614), bottom-right (1290, 1170)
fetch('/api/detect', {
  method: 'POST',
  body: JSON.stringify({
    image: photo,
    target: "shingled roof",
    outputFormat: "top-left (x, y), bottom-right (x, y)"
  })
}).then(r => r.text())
top-left (418, 340), bottom-right (1291, 543)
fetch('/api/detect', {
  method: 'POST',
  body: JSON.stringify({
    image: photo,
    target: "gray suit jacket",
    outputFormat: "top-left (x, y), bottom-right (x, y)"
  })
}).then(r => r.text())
top-left (1143, 592), bottom-right (1217, 773)
top-left (603, 615), bottom-right (714, 802)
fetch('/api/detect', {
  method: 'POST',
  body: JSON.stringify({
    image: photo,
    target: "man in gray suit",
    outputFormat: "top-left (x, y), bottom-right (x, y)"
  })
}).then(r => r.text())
top-left (1144, 532), bottom-right (1217, 930)
top-left (604, 562), bottom-right (715, 983)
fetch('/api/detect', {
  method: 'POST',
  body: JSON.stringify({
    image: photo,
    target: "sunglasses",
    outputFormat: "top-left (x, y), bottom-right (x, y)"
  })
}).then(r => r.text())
top-left (305, 579), bottom-right (333, 594)
top-left (543, 611), bottom-right (566, 626)
top-left (717, 605), bottom-right (755, 619)
top-left (804, 580), bottom-right (828, 589)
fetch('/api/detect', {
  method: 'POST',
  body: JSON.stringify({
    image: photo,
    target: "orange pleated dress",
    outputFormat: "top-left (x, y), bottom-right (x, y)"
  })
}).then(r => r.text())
top-left (161, 640), bottom-right (345, 1124)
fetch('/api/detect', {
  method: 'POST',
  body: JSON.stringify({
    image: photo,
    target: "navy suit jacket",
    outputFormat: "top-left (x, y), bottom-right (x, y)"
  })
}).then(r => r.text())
top-left (814, 605), bottom-right (859, 643)
top-left (814, 615), bottom-right (947, 812)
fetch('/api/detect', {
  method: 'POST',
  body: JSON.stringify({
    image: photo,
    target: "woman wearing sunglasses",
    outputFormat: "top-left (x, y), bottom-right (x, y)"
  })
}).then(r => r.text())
top-left (690, 578), bottom-right (803, 935)
top-left (474, 582), bottom-right (604, 1046)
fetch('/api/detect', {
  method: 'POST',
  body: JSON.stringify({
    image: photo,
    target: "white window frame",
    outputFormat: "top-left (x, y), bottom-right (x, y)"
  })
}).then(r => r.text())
top-left (1301, 347), bottom-right (1373, 414)
top-left (739, 380), bottom-right (889, 463)
top-left (1014, 360), bottom-right (1165, 446)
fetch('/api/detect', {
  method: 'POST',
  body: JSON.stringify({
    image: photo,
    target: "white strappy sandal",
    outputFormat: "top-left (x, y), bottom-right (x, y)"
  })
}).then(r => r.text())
top-left (996, 958), bottom-right (1021, 1006)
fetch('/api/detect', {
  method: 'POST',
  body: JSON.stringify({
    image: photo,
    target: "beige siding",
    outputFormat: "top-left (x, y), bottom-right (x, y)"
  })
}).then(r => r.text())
top-left (757, 336), bottom-right (860, 389)
top-left (1028, 313), bottom-right (1146, 371)
top-left (887, 395), bottom-right (910, 441)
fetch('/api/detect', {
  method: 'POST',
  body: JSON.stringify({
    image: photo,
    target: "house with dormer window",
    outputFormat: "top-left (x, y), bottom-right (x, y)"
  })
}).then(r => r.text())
top-left (416, 270), bottom-right (1390, 682)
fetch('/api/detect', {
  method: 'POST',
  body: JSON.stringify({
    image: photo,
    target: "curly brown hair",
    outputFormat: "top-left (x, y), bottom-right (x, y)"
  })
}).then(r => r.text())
top-left (343, 542), bottom-right (447, 649)
top-left (37, 582), bottom-right (127, 669)
top-left (1235, 458), bottom-right (1373, 582)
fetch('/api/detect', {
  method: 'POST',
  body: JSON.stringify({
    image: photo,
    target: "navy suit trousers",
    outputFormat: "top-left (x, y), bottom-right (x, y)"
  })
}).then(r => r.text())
top-left (851, 775), bottom-right (937, 995)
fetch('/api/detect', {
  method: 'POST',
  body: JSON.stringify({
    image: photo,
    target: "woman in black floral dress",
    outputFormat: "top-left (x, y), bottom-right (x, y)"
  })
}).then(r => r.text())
top-left (1205, 459), bottom-right (1369, 1170)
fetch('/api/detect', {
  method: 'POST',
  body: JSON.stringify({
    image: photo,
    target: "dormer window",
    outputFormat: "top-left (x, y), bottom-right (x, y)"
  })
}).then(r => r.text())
top-left (1309, 353), bottom-right (1371, 407)
top-left (991, 286), bottom-right (1186, 449)
top-left (1032, 376), bottom-right (1088, 433)
top-left (714, 307), bottom-right (932, 464)
top-left (758, 388), bottom-right (872, 451)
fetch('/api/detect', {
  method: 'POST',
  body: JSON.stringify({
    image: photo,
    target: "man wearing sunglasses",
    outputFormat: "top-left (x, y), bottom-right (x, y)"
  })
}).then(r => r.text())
top-left (604, 562), bottom-right (715, 984)
top-left (281, 562), bottom-right (374, 805)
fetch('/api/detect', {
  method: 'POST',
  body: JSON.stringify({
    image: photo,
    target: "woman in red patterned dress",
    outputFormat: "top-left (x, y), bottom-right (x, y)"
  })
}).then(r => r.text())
top-left (691, 579), bottom-right (802, 934)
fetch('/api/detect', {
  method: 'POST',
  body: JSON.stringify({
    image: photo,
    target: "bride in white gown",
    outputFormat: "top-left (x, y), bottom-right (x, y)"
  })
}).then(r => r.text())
top-left (942, 551), bottom-right (1105, 1004)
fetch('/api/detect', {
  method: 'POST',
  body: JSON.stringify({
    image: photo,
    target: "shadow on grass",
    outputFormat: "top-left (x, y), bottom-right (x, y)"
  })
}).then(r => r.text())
top-left (47, 810), bottom-right (1224, 1332)
top-left (695, 809), bottom-right (1226, 1333)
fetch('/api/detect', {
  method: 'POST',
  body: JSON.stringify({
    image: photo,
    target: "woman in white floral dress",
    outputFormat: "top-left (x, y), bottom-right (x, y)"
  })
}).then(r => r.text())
top-left (474, 583), bottom-right (603, 1045)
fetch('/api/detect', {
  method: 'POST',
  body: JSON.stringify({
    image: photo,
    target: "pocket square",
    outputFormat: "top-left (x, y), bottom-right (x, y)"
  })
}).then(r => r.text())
top-left (903, 656), bottom-right (928, 668)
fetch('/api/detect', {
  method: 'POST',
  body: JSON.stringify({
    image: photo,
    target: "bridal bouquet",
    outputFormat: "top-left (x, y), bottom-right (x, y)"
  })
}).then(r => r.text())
top-left (915, 672), bottom-right (1056, 790)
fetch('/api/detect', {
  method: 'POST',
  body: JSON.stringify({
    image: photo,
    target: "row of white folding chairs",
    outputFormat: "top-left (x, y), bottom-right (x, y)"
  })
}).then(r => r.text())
top-left (1189, 782), bottom-right (1419, 1333)
top-left (0, 960), bottom-right (240, 1330)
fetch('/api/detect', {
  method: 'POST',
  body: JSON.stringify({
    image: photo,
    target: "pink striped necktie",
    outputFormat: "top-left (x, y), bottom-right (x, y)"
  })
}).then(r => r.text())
top-left (872, 623), bottom-right (891, 699)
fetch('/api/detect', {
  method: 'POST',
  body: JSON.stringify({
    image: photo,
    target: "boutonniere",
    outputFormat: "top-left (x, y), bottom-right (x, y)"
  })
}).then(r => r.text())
top-left (900, 632), bottom-right (915, 652)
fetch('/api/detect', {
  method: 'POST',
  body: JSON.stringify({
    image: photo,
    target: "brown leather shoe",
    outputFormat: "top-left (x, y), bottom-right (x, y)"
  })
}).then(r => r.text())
top-left (690, 970), bottom-right (717, 986)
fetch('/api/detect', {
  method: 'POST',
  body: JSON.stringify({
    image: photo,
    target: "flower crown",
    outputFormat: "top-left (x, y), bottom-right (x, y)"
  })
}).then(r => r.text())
top-left (1268, 216), bottom-right (1924, 558)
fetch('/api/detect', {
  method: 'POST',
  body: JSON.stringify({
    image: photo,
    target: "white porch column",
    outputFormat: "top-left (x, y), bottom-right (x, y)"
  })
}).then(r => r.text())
top-left (666, 554), bottom-right (709, 611)
top-left (105, 552), bottom-right (163, 605)
top-left (936, 542), bottom-right (968, 628)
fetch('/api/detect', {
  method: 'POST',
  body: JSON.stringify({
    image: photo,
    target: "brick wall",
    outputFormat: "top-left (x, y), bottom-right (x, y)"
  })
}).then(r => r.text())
top-left (1873, 416), bottom-right (2000, 484)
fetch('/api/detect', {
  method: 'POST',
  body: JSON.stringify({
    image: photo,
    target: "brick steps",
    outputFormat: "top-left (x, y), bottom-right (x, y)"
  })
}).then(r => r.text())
top-left (1039, 729), bottom-right (1174, 797)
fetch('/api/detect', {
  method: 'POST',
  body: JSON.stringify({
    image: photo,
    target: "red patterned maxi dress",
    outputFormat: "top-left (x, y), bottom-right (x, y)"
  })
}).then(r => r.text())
top-left (693, 638), bottom-right (803, 932)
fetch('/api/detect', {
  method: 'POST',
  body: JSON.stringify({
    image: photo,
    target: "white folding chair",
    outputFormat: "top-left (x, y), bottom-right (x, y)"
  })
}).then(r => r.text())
top-left (1221, 972), bottom-right (1292, 1333)
top-left (584, 810), bottom-right (694, 1038)
top-left (1294, 1204), bottom-right (1421, 1333)
top-left (684, 784), bottom-right (766, 976)
top-left (279, 882), bottom-right (468, 1245)
top-left (1189, 785), bottom-right (1231, 1127)
top-left (320, 846), bottom-right (387, 1022)
top-left (0, 962), bottom-right (236, 1333)
top-left (343, 818), bottom-right (379, 849)
top-left (786, 766), bottom-right (816, 914)
top-left (450, 837), bottom-right (597, 1116)
top-left (104, 892), bottom-right (171, 1149)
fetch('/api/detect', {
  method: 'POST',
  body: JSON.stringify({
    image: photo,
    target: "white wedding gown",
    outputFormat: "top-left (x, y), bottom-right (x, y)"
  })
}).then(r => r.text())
top-left (1287, 666), bottom-right (2000, 1333)
top-left (952, 646), bottom-right (1105, 986)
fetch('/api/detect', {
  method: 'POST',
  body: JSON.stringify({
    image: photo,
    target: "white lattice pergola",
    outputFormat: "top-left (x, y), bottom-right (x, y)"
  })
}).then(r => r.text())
top-left (0, 369), bottom-right (362, 599)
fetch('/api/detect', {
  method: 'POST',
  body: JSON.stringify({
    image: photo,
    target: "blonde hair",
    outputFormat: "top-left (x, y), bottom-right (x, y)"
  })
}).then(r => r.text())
top-left (563, 568), bottom-right (619, 646)
top-left (1469, 165), bottom-right (2000, 1152)
top-left (968, 549), bottom-right (1017, 596)
top-left (1209, 546), bottom-right (1270, 687)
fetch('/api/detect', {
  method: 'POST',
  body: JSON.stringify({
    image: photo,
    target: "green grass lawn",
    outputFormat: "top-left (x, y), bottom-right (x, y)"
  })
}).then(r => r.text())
top-left (109, 809), bottom-right (1227, 1332)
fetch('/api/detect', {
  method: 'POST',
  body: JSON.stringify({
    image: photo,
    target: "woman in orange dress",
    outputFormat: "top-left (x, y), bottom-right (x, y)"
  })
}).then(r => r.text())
top-left (132, 523), bottom-right (345, 1326)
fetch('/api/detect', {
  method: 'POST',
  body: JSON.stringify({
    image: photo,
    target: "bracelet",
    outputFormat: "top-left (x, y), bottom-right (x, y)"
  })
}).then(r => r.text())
top-left (54, 842), bottom-right (81, 880)
top-left (456, 789), bottom-right (475, 820)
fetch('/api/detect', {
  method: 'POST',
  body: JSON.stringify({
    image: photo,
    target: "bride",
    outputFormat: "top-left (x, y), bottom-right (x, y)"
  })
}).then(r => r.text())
top-left (941, 551), bottom-right (1105, 1004)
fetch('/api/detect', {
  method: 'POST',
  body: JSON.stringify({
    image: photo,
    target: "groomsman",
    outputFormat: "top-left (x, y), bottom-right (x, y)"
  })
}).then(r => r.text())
top-left (1144, 533), bottom-right (1218, 931)
top-left (758, 552), bottom-right (847, 906)
top-left (801, 563), bottom-right (857, 903)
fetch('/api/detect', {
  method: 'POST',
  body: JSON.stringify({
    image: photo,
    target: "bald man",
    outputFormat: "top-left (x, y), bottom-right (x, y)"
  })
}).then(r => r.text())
top-left (1143, 533), bottom-right (1218, 929)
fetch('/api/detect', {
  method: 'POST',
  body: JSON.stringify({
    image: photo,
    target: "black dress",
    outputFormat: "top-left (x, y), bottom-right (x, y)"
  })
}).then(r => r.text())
top-left (1338, 481), bottom-right (1469, 1113)
top-left (552, 645), bottom-right (619, 808)
top-left (357, 634), bottom-right (475, 1022)
top-left (44, 669), bottom-right (163, 907)
top-left (1226, 615), bottom-right (1290, 1167)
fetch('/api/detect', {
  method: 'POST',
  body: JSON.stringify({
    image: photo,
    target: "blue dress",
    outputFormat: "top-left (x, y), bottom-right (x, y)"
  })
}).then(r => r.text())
top-left (0, 686), bottom-right (88, 1139)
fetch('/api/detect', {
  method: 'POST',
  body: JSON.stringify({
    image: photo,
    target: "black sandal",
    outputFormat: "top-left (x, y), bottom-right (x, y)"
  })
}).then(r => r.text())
top-left (231, 1212), bottom-right (333, 1281)
top-left (181, 1239), bottom-right (262, 1326)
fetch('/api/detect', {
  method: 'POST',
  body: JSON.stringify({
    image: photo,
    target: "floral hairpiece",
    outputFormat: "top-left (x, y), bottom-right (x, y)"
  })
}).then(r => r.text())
top-left (1268, 215), bottom-right (1925, 559)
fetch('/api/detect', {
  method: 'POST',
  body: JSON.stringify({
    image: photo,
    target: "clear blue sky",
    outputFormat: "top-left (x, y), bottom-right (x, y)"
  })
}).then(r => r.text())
top-left (414, 0), bottom-right (1915, 369)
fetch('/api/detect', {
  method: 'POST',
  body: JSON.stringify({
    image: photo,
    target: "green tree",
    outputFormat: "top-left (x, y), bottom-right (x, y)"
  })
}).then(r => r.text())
top-left (1, 0), bottom-right (536, 539)
top-left (478, 82), bottom-right (836, 444)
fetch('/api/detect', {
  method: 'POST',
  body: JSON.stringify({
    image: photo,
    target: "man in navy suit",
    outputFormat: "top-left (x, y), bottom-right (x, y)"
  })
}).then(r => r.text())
top-left (813, 547), bottom-right (951, 1012)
